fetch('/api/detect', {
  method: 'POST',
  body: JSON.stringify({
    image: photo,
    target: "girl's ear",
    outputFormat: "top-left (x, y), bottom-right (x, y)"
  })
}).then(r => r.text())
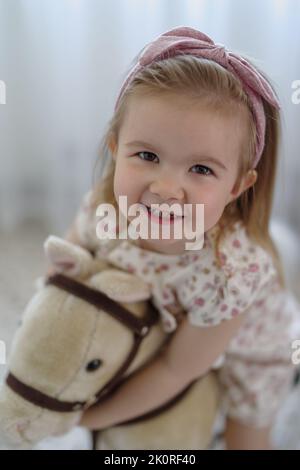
top-left (241, 169), bottom-right (257, 193)
top-left (227, 170), bottom-right (257, 204)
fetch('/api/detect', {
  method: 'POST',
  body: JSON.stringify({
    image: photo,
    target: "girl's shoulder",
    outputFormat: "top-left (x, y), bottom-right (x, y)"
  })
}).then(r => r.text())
top-left (73, 188), bottom-right (120, 255)
top-left (74, 189), bottom-right (99, 250)
top-left (176, 220), bottom-right (280, 327)
top-left (215, 220), bottom-right (277, 281)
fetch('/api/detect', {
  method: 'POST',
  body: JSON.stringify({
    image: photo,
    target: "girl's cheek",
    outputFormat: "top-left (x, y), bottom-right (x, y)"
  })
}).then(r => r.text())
top-left (113, 177), bottom-right (127, 202)
top-left (120, 161), bottom-right (141, 181)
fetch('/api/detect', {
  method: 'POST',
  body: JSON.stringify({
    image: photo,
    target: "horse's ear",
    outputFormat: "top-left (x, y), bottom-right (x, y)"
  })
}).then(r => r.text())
top-left (44, 236), bottom-right (94, 277)
top-left (89, 270), bottom-right (151, 303)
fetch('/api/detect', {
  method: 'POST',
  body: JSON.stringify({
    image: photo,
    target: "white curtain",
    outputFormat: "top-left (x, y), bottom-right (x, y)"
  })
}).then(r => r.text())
top-left (0, 0), bottom-right (299, 234)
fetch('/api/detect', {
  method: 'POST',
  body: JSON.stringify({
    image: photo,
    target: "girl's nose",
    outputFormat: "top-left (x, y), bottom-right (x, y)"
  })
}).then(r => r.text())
top-left (149, 177), bottom-right (184, 201)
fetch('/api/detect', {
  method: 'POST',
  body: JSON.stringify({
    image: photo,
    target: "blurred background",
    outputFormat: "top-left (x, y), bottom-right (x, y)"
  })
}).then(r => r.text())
top-left (0, 0), bottom-right (300, 449)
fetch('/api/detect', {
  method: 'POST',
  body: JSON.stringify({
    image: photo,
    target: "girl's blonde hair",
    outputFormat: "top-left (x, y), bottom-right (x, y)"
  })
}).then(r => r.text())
top-left (90, 54), bottom-right (285, 287)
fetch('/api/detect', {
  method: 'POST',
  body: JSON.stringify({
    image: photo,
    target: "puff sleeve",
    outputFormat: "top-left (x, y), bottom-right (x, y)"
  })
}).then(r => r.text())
top-left (73, 189), bottom-right (100, 252)
top-left (175, 222), bottom-right (279, 328)
top-left (73, 188), bottom-right (125, 258)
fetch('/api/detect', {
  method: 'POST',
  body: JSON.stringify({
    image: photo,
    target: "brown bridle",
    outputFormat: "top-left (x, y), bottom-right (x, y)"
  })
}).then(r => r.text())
top-left (5, 272), bottom-right (200, 433)
top-left (5, 273), bottom-right (163, 413)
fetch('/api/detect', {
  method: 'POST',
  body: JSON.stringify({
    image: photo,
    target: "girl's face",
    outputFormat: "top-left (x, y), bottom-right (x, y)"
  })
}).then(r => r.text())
top-left (111, 94), bottom-right (254, 255)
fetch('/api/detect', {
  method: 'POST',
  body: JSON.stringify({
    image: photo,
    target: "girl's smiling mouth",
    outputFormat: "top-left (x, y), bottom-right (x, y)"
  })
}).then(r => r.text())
top-left (144, 204), bottom-right (184, 225)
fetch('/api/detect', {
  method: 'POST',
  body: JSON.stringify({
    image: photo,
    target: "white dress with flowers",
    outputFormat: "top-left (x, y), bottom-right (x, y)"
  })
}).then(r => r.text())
top-left (73, 190), bottom-right (300, 427)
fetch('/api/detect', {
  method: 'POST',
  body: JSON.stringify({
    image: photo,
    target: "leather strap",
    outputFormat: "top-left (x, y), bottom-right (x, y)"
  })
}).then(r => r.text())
top-left (6, 274), bottom-right (161, 412)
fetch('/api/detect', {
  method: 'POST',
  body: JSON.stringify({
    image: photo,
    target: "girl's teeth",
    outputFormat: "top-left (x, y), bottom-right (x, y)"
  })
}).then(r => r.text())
top-left (148, 207), bottom-right (177, 219)
top-left (153, 209), bottom-right (168, 218)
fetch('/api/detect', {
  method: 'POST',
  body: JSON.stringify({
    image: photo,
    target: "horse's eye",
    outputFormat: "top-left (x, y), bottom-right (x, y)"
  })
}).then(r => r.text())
top-left (86, 359), bottom-right (103, 372)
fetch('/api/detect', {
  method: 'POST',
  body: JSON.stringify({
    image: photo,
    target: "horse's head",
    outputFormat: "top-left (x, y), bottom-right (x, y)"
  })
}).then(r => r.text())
top-left (0, 237), bottom-right (165, 448)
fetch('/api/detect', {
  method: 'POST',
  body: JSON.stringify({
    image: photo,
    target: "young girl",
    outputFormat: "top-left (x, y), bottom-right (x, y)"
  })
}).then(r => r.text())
top-left (50, 26), bottom-right (300, 449)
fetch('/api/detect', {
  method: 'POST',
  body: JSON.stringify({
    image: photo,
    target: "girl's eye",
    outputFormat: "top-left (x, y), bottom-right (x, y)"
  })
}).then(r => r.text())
top-left (134, 153), bottom-right (213, 176)
top-left (135, 151), bottom-right (158, 162)
top-left (191, 164), bottom-right (214, 176)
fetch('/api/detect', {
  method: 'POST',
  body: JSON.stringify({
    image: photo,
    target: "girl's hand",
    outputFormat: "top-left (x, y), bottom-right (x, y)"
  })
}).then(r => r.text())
top-left (78, 406), bottom-right (107, 431)
top-left (78, 409), bottom-right (90, 427)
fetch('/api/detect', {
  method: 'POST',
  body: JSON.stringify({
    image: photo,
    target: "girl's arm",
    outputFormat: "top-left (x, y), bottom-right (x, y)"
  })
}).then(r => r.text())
top-left (79, 311), bottom-right (245, 430)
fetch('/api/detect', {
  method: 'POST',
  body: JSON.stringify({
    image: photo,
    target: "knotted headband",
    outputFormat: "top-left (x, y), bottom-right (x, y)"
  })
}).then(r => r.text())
top-left (114, 26), bottom-right (281, 168)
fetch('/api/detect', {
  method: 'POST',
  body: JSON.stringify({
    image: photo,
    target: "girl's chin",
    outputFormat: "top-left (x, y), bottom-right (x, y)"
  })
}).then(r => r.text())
top-left (137, 237), bottom-right (187, 254)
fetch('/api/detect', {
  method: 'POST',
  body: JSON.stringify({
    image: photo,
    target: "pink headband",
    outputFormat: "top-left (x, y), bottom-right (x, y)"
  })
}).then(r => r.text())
top-left (114, 26), bottom-right (281, 168)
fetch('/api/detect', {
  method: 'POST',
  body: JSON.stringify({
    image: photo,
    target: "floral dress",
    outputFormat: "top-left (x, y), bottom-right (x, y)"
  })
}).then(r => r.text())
top-left (73, 190), bottom-right (300, 427)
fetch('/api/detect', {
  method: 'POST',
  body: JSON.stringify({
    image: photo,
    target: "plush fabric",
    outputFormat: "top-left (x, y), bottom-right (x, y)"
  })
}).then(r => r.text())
top-left (0, 235), bottom-right (219, 449)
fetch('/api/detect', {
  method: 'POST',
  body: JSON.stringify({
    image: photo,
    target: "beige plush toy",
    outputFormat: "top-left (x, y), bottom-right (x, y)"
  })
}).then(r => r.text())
top-left (0, 236), bottom-right (219, 450)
